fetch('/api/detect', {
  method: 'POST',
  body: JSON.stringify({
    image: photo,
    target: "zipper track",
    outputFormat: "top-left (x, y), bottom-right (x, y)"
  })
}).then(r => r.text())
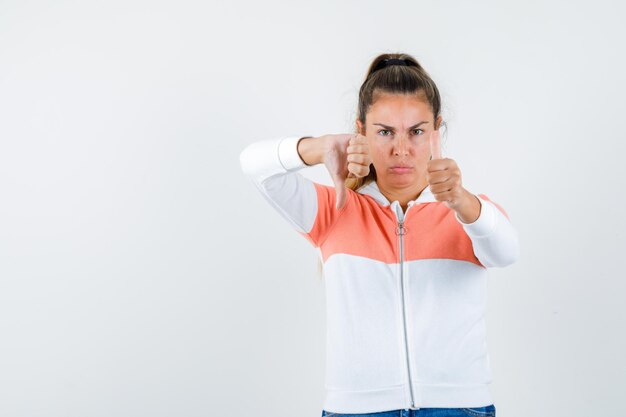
top-left (395, 202), bottom-right (418, 409)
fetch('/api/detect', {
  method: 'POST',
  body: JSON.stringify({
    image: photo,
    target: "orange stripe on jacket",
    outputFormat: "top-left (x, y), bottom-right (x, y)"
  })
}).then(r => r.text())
top-left (300, 183), bottom-right (484, 267)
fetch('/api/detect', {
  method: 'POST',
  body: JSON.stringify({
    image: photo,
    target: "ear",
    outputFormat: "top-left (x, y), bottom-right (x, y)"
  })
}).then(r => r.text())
top-left (435, 115), bottom-right (442, 130)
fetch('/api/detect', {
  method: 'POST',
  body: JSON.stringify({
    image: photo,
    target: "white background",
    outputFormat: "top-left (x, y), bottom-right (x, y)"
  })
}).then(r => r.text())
top-left (1, 1), bottom-right (625, 416)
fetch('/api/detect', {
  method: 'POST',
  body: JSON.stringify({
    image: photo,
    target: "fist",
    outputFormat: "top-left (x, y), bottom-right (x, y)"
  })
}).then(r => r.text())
top-left (324, 133), bottom-right (372, 210)
top-left (426, 130), bottom-right (465, 210)
top-left (346, 134), bottom-right (372, 179)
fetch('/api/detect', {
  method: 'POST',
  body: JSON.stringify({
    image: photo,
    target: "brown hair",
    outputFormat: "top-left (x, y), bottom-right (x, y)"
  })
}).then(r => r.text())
top-left (316, 52), bottom-right (446, 279)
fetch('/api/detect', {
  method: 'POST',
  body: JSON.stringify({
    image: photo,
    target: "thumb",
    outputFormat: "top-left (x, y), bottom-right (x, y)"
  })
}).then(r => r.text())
top-left (334, 169), bottom-right (359, 209)
top-left (430, 130), bottom-right (442, 160)
top-left (331, 171), bottom-right (348, 210)
top-left (331, 167), bottom-right (350, 210)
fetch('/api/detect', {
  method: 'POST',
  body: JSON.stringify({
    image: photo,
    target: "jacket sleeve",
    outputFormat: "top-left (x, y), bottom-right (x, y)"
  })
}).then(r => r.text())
top-left (454, 194), bottom-right (520, 268)
top-left (239, 135), bottom-right (350, 248)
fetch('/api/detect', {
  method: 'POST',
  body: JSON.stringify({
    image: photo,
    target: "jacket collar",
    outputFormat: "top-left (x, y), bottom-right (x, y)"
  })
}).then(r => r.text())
top-left (357, 180), bottom-right (436, 206)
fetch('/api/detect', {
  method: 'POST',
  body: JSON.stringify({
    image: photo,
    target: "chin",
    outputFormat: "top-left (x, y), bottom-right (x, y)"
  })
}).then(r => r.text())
top-left (387, 175), bottom-right (417, 187)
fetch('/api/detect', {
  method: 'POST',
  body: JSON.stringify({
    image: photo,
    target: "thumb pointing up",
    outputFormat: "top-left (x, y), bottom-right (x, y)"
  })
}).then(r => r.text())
top-left (430, 130), bottom-right (442, 160)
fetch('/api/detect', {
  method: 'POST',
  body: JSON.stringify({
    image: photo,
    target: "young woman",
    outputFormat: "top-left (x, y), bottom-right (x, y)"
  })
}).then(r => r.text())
top-left (239, 52), bottom-right (519, 417)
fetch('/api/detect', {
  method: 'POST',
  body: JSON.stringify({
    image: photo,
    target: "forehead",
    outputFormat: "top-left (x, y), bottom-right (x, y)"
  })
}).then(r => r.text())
top-left (368, 93), bottom-right (432, 122)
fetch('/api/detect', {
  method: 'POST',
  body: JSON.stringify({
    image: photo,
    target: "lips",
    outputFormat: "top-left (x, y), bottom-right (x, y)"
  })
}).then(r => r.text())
top-left (390, 165), bottom-right (413, 173)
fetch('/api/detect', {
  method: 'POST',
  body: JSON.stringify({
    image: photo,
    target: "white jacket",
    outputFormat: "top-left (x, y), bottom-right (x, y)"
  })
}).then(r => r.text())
top-left (239, 135), bottom-right (520, 413)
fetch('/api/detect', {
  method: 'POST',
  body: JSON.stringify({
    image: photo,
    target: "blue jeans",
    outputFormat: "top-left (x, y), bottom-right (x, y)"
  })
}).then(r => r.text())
top-left (321, 404), bottom-right (496, 417)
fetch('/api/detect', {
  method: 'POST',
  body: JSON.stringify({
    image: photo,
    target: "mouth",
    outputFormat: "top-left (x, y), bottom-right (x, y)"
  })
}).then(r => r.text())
top-left (389, 165), bottom-right (414, 174)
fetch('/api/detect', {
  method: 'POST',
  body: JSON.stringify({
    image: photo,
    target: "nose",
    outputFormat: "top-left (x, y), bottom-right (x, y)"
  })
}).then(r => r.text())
top-left (393, 134), bottom-right (409, 156)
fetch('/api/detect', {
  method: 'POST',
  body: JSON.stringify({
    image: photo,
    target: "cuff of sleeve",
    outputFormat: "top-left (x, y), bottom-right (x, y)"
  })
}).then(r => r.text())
top-left (455, 194), bottom-right (497, 237)
top-left (278, 136), bottom-right (310, 171)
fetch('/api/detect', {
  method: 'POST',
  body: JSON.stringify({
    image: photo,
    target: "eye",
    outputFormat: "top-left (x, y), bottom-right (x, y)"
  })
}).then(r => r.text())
top-left (377, 128), bottom-right (424, 137)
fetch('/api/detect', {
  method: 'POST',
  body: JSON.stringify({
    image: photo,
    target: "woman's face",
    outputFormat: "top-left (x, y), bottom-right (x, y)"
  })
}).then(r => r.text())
top-left (356, 93), bottom-right (442, 190)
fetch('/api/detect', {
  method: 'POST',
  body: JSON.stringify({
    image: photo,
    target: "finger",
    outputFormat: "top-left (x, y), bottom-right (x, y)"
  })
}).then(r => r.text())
top-left (347, 153), bottom-right (369, 164)
top-left (350, 134), bottom-right (368, 146)
top-left (335, 182), bottom-right (347, 210)
top-left (430, 130), bottom-right (442, 160)
top-left (348, 162), bottom-right (370, 177)
top-left (346, 144), bottom-right (368, 154)
top-left (329, 167), bottom-right (348, 210)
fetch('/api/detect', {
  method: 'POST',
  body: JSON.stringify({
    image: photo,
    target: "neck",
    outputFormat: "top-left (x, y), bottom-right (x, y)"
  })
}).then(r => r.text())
top-left (377, 177), bottom-right (428, 211)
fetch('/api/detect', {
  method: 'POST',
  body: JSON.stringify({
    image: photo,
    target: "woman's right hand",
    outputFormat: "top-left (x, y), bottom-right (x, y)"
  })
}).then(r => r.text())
top-left (321, 134), bottom-right (372, 210)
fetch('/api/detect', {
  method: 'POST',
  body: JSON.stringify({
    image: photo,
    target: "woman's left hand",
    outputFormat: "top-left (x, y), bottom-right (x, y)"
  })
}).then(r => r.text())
top-left (426, 131), bottom-right (480, 222)
top-left (426, 157), bottom-right (471, 210)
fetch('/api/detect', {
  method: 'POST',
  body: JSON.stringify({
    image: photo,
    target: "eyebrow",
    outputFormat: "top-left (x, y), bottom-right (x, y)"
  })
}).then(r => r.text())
top-left (373, 121), bottom-right (428, 130)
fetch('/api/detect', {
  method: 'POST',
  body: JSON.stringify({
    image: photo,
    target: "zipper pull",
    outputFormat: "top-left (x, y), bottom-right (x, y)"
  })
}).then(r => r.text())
top-left (396, 222), bottom-right (407, 236)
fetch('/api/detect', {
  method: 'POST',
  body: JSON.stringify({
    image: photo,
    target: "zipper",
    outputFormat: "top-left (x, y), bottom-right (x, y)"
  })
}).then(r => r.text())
top-left (394, 201), bottom-right (419, 410)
